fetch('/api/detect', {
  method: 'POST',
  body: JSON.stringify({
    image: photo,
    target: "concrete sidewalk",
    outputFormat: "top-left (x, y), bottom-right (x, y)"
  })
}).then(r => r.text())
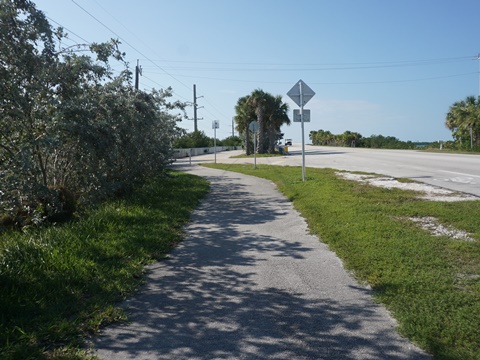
top-left (92, 164), bottom-right (430, 360)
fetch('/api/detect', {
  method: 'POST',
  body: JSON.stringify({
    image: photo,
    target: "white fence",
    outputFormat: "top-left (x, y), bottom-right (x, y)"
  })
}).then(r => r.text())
top-left (173, 146), bottom-right (242, 159)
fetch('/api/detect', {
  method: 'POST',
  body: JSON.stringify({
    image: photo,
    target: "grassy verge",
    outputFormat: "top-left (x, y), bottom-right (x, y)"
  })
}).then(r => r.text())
top-left (202, 163), bottom-right (480, 360)
top-left (0, 171), bottom-right (209, 359)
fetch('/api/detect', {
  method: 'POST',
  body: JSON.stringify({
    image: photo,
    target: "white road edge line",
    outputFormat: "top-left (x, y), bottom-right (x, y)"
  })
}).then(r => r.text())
top-left (438, 170), bottom-right (480, 178)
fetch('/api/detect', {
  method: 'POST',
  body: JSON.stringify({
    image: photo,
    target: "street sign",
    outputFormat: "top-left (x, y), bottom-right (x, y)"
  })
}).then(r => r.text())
top-left (287, 79), bottom-right (315, 107)
top-left (249, 121), bottom-right (258, 132)
top-left (212, 120), bottom-right (219, 129)
top-left (287, 79), bottom-right (315, 182)
top-left (293, 109), bottom-right (310, 122)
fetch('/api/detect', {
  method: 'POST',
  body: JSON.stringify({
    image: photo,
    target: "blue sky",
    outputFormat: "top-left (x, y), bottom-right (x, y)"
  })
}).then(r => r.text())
top-left (34, 0), bottom-right (480, 142)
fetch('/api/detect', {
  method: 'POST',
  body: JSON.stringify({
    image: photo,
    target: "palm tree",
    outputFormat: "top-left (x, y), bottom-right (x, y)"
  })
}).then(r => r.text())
top-left (463, 96), bottom-right (480, 147)
top-left (266, 95), bottom-right (290, 153)
top-left (236, 90), bottom-right (291, 154)
top-left (446, 101), bottom-right (464, 143)
top-left (234, 96), bottom-right (255, 155)
top-left (247, 89), bottom-right (271, 154)
top-left (445, 96), bottom-right (480, 147)
top-left (324, 130), bottom-right (334, 145)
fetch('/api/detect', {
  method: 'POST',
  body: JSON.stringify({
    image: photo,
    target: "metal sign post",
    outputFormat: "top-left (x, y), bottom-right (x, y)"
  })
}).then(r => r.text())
top-left (212, 120), bottom-right (219, 164)
top-left (249, 121), bottom-right (258, 169)
top-left (287, 79), bottom-right (315, 181)
top-left (254, 134), bottom-right (257, 169)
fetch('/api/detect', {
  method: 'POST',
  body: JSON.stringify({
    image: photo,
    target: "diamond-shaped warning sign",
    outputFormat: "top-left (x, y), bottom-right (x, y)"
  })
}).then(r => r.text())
top-left (287, 79), bottom-right (315, 107)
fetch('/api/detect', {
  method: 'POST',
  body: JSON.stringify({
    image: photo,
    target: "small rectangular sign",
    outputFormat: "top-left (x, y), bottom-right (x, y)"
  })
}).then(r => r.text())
top-left (212, 120), bottom-right (220, 129)
top-left (293, 109), bottom-right (310, 122)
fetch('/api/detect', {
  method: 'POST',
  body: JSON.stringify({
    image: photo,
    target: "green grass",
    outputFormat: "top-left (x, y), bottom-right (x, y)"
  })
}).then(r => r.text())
top-left (202, 163), bottom-right (480, 360)
top-left (0, 171), bottom-right (209, 359)
top-left (3, 164), bottom-right (479, 359)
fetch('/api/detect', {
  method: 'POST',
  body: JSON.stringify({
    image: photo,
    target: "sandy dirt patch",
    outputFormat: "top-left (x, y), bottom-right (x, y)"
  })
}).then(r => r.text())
top-left (336, 172), bottom-right (479, 202)
top-left (336, 172), bottom-right (477, 241)
top-left (406, 216), bottom-right (475, 241)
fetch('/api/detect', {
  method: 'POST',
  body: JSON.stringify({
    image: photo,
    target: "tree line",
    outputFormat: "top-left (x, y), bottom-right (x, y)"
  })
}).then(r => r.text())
top-left (1, 0), bottom-right (185, 227)
top-left (309, 130), bottom-right (418, 149)
top-left (174, 131), bottom-right (242, 148)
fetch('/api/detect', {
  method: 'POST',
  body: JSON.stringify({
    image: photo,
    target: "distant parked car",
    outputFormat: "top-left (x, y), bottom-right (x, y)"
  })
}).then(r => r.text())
top-left (285, 139), bottom-right (292, 146)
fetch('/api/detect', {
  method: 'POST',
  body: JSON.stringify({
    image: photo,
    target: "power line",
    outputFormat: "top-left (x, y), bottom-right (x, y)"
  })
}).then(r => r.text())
top-left (71, 0), bottom-right (136, 51)
top-left (48, 8), bottom-right (192, 105)
top-left (311, 72), bottom-right (477, 85)
top-left (140, 71), bottom-right (476, 85)
top-left (141, 75), bottom-right (190, 102)
top-left (90, 0), bottom-right (146, 45)
top-left (141, 61), bottom-right (472, 72)
top-left (45, 15), bottom-right (91, 44)
top-left (140, 55), bottom-right (472, 69)
top-left (70, 0), bottom-right (192, 97)
top-left (202, 96), bottom-right (229, 120)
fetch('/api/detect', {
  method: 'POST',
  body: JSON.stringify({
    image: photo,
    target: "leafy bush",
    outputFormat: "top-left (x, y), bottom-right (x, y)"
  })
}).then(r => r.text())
top-left (221, 135), bottom-right (243, 147)
top-left (174, 130), bottom-right (212, 148)
top-left (0, 0), bottom-right (186, 227)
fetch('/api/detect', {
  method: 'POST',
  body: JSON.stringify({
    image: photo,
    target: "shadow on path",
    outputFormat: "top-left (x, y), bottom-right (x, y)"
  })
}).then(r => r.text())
top-left (93, 167), bottom-right (430, 360)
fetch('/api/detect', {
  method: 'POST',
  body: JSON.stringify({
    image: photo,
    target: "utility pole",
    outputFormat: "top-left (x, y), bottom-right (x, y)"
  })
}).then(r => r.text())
top-left (135, 59), bottom-right (142, 90)
top-left (191, 84), bottom-right (203, 131)
top-left (193, 84), bottom-right (198, 131)
top-left (232, 117), bottom-right (235, 137)
top-left (477, 54), bottom-right (480, 97)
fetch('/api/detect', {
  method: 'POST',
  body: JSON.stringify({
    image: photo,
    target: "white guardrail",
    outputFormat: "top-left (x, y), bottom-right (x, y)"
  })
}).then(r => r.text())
top-left (173, 146), bottom-right (242, 159)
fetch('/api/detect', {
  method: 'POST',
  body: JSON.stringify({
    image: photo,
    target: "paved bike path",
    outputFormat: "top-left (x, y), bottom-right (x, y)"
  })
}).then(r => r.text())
top-left (92, 165), bottom-right (429, 359)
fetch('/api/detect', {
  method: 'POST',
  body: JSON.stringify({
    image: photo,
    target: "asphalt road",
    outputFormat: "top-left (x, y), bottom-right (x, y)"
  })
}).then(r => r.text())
top-left (92, 165), bottom-right (430, 359)
top-left (179, 145), bottom-right (480, 197)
